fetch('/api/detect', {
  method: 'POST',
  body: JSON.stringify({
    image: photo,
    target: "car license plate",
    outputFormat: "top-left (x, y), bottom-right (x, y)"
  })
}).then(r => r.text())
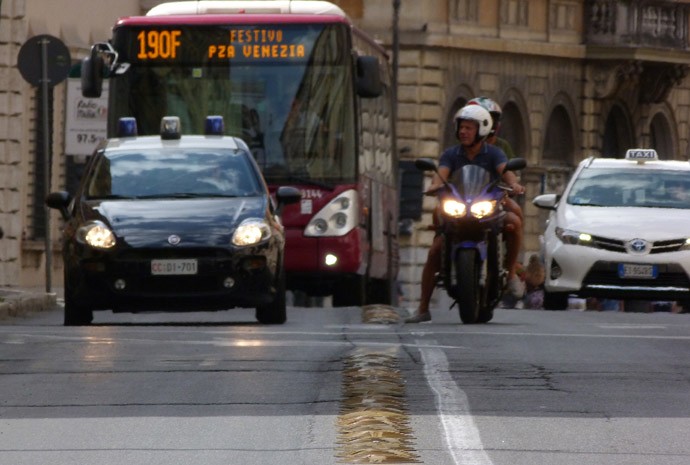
top-left (151, 259), bottom-right (198, 275)
top-left (618, 263), bottom-right (657, 279)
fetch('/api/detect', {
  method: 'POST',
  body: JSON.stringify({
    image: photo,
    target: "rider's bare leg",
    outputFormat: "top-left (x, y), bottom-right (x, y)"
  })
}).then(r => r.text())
top-left (417, 235), bottom-right (443, 315)
top-left (503, 211), bottom-right (523, 279)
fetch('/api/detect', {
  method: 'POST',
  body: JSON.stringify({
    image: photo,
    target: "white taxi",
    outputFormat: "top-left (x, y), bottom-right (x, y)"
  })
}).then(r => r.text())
top-left (533, 149), bottom-right (690, 310)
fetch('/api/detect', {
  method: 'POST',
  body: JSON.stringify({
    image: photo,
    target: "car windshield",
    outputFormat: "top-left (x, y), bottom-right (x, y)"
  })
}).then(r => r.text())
top-left (567, 168), bottom-right (690, 209)
top-left (85, 148), bottom-right (262, 199)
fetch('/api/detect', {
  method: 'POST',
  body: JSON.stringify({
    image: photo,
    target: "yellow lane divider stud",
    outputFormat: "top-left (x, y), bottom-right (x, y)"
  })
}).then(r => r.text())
top-left (336, 349), bottom-right (420, 463)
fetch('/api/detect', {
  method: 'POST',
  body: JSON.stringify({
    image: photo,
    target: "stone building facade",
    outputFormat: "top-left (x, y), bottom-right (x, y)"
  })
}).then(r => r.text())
top-left (336, 0), bottom-right (690, 309)
top-left (2, 1), bottom-right (690, 310)
top-left (0, 0), bottom-right (143, 288)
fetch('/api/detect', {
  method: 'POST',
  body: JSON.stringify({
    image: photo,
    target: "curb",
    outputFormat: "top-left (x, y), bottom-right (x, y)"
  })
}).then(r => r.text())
top-left (0, 289), bottom-right (58, 320)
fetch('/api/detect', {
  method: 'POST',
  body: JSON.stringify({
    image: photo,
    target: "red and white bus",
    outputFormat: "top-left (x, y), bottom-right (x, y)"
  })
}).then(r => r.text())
top-left (82, 1), bottom-right (399, 306)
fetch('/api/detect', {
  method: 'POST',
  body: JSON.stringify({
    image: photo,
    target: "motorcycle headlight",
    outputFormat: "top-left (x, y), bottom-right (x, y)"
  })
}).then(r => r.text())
top-left (77, 221), bottom-right (116, 249)
top-left (232, 218), bottom-right (271, 246)
top-left (442, 199), bottom-right (466, 218)
top-left (470, 200), bottom-right (497, 219)
top-left (556, 227), bottom-right (593, 245)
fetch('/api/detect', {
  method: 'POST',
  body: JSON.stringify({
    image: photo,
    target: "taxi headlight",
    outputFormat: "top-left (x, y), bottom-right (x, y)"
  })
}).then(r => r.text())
top-left (232, 218), bottom-right (271, 246)
top-left (682, 238), bottom-right (690, 251)
top-left (470, 200), bottom-right (497, 219)
top-left (556, 227), bottom-right (593, 246)
top-left (77, 221), bottom-right (116, 249)
top-left (442, 199), bottom-right (466, 218)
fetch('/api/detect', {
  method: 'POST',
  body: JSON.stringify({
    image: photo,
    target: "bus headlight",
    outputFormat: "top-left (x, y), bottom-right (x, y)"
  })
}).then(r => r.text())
top-left (305, 190), bottom-right (358, 237)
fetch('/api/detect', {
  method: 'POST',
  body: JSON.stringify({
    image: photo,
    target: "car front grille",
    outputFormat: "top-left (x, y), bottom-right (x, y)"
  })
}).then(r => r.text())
top-left (589, 235), bottom-right (687, 254)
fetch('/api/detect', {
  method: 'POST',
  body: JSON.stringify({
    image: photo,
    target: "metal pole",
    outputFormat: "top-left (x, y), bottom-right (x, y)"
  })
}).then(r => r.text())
top-left (392, 0), bottom-right (400, 126)
top-left (41, 38), bottom-right (52, 293)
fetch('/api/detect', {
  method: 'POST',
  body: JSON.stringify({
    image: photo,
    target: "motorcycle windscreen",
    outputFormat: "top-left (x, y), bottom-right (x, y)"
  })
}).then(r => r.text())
top-left (449, 164), bottom-right (493, 197)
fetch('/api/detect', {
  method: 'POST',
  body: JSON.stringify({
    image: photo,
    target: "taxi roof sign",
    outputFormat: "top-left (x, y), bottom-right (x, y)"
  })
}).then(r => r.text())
top-left (625, 148), bottom-right (658, 164)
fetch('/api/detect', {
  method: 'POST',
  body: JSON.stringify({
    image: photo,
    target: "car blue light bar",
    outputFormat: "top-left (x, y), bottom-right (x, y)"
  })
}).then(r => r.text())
top-left (160, 116), bottom-right (182, 140)
top-left (117, 117), bottom-right (138, 138)
top-left (205, 115), bottom-right (224, 135)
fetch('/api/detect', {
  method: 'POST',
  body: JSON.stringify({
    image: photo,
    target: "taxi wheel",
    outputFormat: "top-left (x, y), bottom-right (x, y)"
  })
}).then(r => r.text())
top-left (256, 269), bottom-right (287, 324)
top-left (543, 291), bottom-right (569, 311)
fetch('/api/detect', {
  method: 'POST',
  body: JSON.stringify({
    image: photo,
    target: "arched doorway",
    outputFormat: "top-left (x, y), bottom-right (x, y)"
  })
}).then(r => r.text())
top-left (443, 97), bottom-right (468, 149)
top-left (500, 101), bottom-right (526, 158)
top-left (649, 112), bottom-right (675, 159)
top-left (602, 105), bottom-right (634, 158)
top-left (543, 105), bottom-right (575, 166)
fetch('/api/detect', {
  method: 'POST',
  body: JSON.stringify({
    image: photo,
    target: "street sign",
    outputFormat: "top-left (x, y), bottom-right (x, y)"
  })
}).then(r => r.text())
top-left (17, 34), bottom-right (71, 87)
top-left (16, 34), bottom-right (72, 293)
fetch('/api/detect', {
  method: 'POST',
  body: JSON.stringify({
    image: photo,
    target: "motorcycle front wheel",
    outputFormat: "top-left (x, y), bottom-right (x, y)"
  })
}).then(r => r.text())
top-left (456, 248), bottom-right (480, 324)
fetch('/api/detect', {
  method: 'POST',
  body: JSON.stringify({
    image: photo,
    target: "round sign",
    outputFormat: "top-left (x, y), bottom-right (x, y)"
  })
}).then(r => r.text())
top-left (17, 34), bottom-right (72, 87)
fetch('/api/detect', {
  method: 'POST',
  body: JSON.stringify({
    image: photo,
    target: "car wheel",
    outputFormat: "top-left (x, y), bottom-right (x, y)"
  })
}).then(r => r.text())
top-left (63, 271), bottom-right (93, 326)
top-left (543, 291), bottom-right (569, 311)
top-left (256, 268), bottom-right (287, 324)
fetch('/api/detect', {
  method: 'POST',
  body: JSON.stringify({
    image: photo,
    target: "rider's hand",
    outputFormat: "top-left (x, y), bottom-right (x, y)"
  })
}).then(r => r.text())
top-left (510, 182), bottom-right (525, 195)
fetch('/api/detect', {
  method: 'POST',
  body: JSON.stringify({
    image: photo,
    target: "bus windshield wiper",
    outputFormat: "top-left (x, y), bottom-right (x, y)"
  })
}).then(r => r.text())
top-left (285, 175), bottom-right (334, 191)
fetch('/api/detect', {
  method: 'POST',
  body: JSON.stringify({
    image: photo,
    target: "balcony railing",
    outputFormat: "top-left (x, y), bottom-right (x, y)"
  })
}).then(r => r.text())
top-left (586, 1), bottom-right (688, 50)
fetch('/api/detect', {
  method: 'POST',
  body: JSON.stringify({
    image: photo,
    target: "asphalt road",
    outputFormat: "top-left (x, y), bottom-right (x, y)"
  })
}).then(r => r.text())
top-left (1, 303), bottom-right (688, 465)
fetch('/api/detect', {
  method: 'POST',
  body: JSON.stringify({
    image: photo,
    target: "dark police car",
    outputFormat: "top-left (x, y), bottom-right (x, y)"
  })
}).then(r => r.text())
top-left (47, 116), bottom-right (300, 326)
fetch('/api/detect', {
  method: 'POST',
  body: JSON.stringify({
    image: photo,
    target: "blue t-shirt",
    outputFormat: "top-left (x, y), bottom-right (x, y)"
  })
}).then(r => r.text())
top-left (439, 143), bottom-right (508, 180)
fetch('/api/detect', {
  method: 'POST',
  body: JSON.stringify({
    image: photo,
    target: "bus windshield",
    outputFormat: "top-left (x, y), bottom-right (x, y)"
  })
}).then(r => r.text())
top-left (108, 23), bottom-right (356, 184)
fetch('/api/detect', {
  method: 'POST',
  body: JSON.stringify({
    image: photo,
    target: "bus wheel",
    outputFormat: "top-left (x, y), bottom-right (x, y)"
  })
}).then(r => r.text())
top-left (366, 277), bottom-right (393, 305)
top-left (332, 275), bottom-right (365, 307)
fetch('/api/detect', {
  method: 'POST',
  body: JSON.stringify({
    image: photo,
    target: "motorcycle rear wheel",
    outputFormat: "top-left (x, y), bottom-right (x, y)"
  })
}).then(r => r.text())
top-left (456, 249), bottom-right (480, 324)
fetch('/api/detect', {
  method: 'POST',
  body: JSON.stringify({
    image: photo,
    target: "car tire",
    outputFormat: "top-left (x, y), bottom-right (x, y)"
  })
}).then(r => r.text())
top-left (543, 291), bottom-right (569, 311)
top-left (256, 267), bottom-right (287, 324)
top-left (63, 270), bottom-right (94, 326)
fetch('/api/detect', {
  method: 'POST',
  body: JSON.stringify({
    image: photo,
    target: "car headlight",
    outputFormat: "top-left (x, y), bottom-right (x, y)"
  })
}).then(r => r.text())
top-left (442, 199), bottom-right (466, 217)
top-left (556, 227), bottom-right (593, 245)
top-left (77, 221), bottom-right (116, 249)
top-left (470, 200), bottom-right (497, 219)
top-left (232, 218), bottom-right (271, 246)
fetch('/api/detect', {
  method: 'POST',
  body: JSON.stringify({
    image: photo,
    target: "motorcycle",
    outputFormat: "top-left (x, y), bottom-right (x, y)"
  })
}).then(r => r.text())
top-left (415, 157), bottom-right (527, 323)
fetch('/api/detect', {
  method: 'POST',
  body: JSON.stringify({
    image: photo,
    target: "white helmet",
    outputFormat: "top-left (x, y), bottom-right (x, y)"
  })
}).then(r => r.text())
top-left (454, 105), bottom-right (493, 142)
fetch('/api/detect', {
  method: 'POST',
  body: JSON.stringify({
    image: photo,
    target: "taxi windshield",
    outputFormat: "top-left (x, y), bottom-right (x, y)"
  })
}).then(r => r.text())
top-left (86, 148), bottom-right (261, 199)
top-left (567, 168), bottom-right (690, 209)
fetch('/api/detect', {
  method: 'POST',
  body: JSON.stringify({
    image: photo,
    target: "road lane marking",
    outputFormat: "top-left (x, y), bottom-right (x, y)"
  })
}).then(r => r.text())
top-left (419, 341), bottom-right (494, 465)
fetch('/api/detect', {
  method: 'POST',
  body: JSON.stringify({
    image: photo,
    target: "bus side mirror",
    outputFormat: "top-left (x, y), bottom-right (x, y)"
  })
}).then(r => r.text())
top-left (356, 56), bottom-right (382, 98)
top-left (81, 48), bottom-right (104, 98)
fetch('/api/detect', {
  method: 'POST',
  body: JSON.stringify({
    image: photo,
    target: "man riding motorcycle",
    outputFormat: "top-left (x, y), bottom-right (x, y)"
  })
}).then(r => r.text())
top-left (405, 104), bottom-right (525, 323)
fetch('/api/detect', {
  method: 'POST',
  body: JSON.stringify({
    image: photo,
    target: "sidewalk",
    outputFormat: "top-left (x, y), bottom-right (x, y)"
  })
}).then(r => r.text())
top-left (0, 287), bottom-right (61, 320)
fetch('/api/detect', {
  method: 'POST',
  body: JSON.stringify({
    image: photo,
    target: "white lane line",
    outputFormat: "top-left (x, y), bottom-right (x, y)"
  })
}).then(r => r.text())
top-left (420, 342), bottom-right (494, 465)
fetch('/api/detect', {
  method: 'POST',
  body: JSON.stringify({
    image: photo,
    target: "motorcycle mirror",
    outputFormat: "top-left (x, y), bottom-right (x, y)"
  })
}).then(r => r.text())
top-left (415, 158), bottom-right (437, 172)
top-left (505, 157), bottom-right (527, 172)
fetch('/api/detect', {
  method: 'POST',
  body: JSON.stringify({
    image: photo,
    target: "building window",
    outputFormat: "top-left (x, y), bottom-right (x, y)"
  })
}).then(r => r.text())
top-left (550, 2), bottom-right (576, 31)
top-left (451, 0), bottom-right (478, 22)
top-left (500, 0), bottom-right (528, 27)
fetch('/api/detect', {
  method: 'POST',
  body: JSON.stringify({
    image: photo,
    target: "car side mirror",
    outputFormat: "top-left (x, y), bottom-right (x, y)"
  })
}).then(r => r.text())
top-left (45, 191), bottom-right (72, 220)
top-left (533, 193), bottom-right (559, 211)
top-left (275, 186), bottom-right (301, 215)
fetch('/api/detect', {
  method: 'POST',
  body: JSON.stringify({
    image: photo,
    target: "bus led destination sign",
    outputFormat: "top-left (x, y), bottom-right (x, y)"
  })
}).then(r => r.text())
top-left (132, 27), bottom-right (308, 62)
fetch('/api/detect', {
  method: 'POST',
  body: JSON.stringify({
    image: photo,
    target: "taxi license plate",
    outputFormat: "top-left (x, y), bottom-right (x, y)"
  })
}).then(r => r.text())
top-left (151, 259), bottom-right (198, 275)
top-left (618, 263), bottom-right (657, 279)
